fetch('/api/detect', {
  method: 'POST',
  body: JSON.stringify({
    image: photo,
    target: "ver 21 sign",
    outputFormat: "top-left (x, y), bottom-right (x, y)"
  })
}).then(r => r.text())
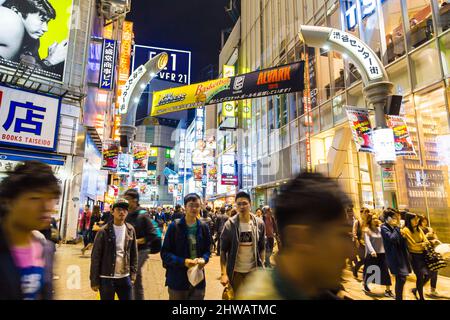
top-left (132, 45), bottom-right (191, 85)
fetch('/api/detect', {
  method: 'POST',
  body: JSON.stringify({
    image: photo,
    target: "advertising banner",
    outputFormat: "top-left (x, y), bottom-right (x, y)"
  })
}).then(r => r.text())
top-left (0, 0), bottom-right (74, 83)
top-left (192, 140), bottom-right (213, 165)
top-left (221, 174), bottom-right (238, 186)
top-left (117, 153), bottom-right (131, 175)
top-left (132, 142), bottom-right (150, 171)
top-left (381, 167), bottom-right (396, 191)
top-left (102, 140), bottom-right (119, 170)
top-left (151, 61), bottom-right (305, 116)
top-left (386, 115), bottom-right (416, 156)
top-left (168, 183), bottom-right (175, 194)
top-left (193, 165), bottom-right (203, 181)
top-left (99, 39), bottom-right (117, 90)
top-left (0, 85), bottom-right (61, 152)
top-left (208, 165), bottom-right (218, 181)
top-left (345, 107), bottom-right (374, 153)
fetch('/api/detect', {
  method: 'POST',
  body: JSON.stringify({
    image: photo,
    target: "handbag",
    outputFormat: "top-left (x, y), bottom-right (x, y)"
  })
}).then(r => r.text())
top-left (222, 284), bottom-right (235, 300)
top-left (423, 243), bottom-right (448, 271)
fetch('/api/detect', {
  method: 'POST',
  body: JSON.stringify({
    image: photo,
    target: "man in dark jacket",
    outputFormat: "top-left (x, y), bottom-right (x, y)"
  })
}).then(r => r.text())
top-left (263, 206), bottom-right (279, 268)
top-left (124, 189), bottom-right (159, 300)
top-left (90, 201), bottom-right (138, 300)
top-left (220, 191), bottom-right (266, 294)
top-left (0, 161), bottom-right (59, 300)
top-left (172, 204), bottom-right (184, 220)
top-left (215, 206), bottom-right (229, 255)
top-left (161, 193), bottom-right (211, 300)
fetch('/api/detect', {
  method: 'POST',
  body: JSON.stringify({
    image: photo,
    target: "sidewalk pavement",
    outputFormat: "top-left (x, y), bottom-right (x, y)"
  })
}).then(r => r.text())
top-left (52, 243), bottom-right (450, 300)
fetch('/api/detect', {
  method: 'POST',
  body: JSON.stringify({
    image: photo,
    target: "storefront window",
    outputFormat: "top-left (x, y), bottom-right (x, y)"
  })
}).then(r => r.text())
top-left (261, 98), bottom-right (268, 157)
top-left (330, 51), bottom-right (345, 97)
top-left (317, 48), bottom-right (331, 103)
top-left (288, 93), bottom-right (297, 121)
top-left (439, 32), bottom-right (450, 76)
top-left (291, 142), bottom-right (301, 175)
top-left (281, 126), bottom-right (290, 149)
top-left (387, 58), bottom-right (411, 95)
top-left (320, 101), bottom-right (333, 131)
top-left (410, 41), bottom-right (442, 89)
top-left (437, 0), bottom-right (450, 33)
top-left (346, 62), bottom-right (362, 87)
top-left (414, 86), bottom-right (450, 242)
top-left (406, 0), bottom-right (434, 50)
top-left (299, 115), bottom-right (310, 139)
top-left (332, 94), bottom-right (346, 124)
top-left (290, 119), bottom-right (299, 145)
top-left (280, 94), bottom-right (288, 127)
top-left (382, 0), bottom-right (406, 64)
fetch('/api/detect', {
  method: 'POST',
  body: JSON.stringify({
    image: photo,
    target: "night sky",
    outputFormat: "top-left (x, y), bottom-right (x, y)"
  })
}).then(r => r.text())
top-left (128, 0), bottom-right (235, 83)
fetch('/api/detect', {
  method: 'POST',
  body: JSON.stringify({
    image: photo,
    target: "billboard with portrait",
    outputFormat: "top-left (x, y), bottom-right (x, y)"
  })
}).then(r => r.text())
top-left (0, 0), bottom-right (74, 83)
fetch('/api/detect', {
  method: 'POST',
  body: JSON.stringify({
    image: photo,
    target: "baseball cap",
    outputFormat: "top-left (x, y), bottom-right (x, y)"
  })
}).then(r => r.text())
top-left (112, 200), bottom-right (129, 211)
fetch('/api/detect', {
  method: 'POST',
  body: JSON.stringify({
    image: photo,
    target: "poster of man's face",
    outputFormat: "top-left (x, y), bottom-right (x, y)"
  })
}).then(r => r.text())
top-left (0, 0), bottom-right (73, 83)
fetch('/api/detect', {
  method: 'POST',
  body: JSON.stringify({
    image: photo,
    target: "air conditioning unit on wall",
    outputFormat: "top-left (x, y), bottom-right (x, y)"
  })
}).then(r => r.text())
top-left (99, 0), bottom-right (130, 20)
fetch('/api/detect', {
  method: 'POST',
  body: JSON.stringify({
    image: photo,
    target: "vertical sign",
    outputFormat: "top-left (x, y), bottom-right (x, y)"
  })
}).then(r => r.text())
top-left (116, 21), bottom-right (134, 110)
top-left (99, 39), bottom-right (117, 90)
top-left (222, 65), bottom-right (236, 117)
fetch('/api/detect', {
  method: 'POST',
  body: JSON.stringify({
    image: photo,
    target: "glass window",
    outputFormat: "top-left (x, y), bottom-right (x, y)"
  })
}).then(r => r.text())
top-left (382, 0), bottom-right (406, 64)
top-left (437, 0), bottom-right (450, 33)
top-left (439, 32), bottom-right (450, 76)
top-left (280, 95), bottom-right (288, 127)
top-left (361, 3), bottom-right (382, 59)
top-left (274, 95), bottom-right (281, 129)
top-left (327, 3), bottom-right (341, 29)
top-left (299, 140), bottom-right (308, 171)
top-left (317, 48), bottom-right (332, 102)
top-left (290, 119), bottom-right (299, 144)
top-left (347, 83), bottom-right (365, 108)
top-left (305, 0), bottom-right (314, 23)
top-left (87, 42), bottom-right (102, 84)
top-left (281, 126), bottom-right (290, 149)
top-left (406, 0), bottom-right (434, 50)
top-left (387, 58), bottom-right (411, 95)
top-left (291, 142), bottom-right (301, 175)
top-left (312, 108), bottom-right (320, 134)
top-left (331, 51), bottom-right (345, 97)
top-left (410, 41), bottom-right (442, 89)
top-left (299, 115), bottom-right (310, 139)
top-left (332, 94), bottom-right (346, 124)
top-left (320, 101), bottom-right (333, 131)
top-left (288, 93), bottom-right (297, 121)
top-left (346, 61), bottom-right (362, 87)
top-left (268, 96), bottom-right (274, 132)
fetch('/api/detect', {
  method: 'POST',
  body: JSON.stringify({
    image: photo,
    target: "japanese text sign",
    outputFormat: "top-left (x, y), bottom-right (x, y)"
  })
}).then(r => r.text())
top-left (99, 39), bottom-right (117, 90)
top-left (0, 85), bottom-right (60, 152)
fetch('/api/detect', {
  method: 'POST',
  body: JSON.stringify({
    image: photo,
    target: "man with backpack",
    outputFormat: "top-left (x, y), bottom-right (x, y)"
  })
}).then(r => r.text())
top-left (161, 193), bottom-right (211, 300)
top-left (124, 189), bottom-right (161, 300)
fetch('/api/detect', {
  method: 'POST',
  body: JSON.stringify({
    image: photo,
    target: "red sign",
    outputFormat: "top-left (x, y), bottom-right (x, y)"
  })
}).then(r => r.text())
top-left (221, 174), bottom-right (238, 186)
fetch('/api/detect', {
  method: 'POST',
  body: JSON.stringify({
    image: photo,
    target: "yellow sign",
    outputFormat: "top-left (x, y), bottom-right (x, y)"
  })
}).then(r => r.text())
top-left (242, 102), bottom-right (251, 119)
top-left (223, 101), bottom-right (236, 117)
top-left (223, 65), bottom-right (235, 78)
top-left (149, 147), bottom-right (158, 157)
top-left (151, 78), bottom-right (231, 116)
top-left (116, 21), bottom-right (133, 109)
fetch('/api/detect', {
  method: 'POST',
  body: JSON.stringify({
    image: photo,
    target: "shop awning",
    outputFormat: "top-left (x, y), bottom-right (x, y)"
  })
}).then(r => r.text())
top-left (0, 148), bottom-right (66, 166)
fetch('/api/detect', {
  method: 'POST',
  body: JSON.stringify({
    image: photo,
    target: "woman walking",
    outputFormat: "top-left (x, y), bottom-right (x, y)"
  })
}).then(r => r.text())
top-left (362, 212), bottom-right (393, 297)
top-left (82, 205), bottom-right (102, 255)
top-left (380, 208), bottom-right (412, 300)
top-left (419, 215), bottom-right (441, 297)
top-left (352, 208), bottom-right (369, 279)
top-left (402, 212), bottom-right (430, 300)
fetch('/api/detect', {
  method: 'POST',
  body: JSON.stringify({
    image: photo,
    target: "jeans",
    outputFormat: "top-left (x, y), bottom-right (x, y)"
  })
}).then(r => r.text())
top-left (81, 230), bottom-right (89, 247)
top-left (265, 237), bottom-right (275, 267)
top-left (395, 275), bottom-right (407, 301)
top-left (430, 270), bottom-right (438, 290)
top-left (133, 249), bottom-right (150, 300)
top-left (99, 277), bottom-right (133, 300)
top-left (168, 287), bottom-right (205, 300)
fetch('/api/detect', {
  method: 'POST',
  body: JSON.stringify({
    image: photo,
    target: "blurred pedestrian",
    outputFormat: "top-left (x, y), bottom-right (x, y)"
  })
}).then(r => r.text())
top-left (352, 208), bottom-right (369, 279)
top-left (161, 193), bottom-right (211, 300)
top-left (124, 189), bottom-right (159, 300)
top-left (79, 205), bottom-right (91, 249)
top-left (419, 215), bottom-right (441, 297)
top-left (0, 161), bottom-right (61, 299)
top-left (220, 191), bottom-right (265, 295)
top-left (215, 207), bottom-right (229, 256)
top-left (255, 208), bottom-right (263, 219)
top-left (172, 204), bottom-right (184, 221)
top-left (380, 208), bottom-right (412, 300)
top-left (90, 200), bottom-right (137, 300)
top-left (237, 172), bottom-right (352, 299)
top-left (362, 212), bottom-right (393, 297)
top-left (263, 206), bottom-right (278, 268)
top-left (82, 205), bottom-right (102, 255)
top-left (402, 212), bottom-right (430, 300)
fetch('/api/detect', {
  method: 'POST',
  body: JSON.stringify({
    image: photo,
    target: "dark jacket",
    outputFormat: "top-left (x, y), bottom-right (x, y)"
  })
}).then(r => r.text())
top-left (160, 218), bottom-right (211, 290)
top-left (215, 213), bottom-right (229, 237)
top-left (172, 211), bottom-right (184, 221)
top-left (125, 207), bottom-right (158, 251)
top-left (220, 213), bottom-right (265, 282)
top-left (380, 223), bottom-right (412, 276)
top-left (0, 229), bottom-right (53, 300)
top-left (90, 223), bottom-right (138, 288)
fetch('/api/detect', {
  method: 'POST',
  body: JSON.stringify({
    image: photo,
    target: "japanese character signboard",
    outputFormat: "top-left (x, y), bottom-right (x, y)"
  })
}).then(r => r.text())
top-left (0, 85), bottom-right (61, 152)
top-left (99, 39), bottom-right (117, 90)
top-left (328, 30), bottom-right (383, 81)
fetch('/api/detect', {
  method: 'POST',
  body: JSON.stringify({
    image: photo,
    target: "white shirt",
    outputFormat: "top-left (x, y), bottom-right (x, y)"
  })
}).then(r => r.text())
top-left (234, 221), bottom-right (256, 273)
top-left (101, 224), bottom-right (129, 279)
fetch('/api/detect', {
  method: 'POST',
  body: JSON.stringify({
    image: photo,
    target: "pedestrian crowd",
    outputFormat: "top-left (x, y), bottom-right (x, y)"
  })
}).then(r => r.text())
top-left (0, 161), bottom-right (448, 301)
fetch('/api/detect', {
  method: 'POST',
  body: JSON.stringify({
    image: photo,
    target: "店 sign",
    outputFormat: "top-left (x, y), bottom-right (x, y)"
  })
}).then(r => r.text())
top-left (0, 85), bottom-right (61, 152)
top-left (133, 45), bottom-right (191, 85)
top-left (151, 62), bottom-right (305, 116)
top-left (328, 30), bottom-right (383, 81)
top-left (99, 39), bottom-right (117, 90)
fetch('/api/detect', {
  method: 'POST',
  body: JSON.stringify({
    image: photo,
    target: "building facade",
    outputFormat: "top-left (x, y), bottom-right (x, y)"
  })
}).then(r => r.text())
top-left (223, 0), bottom-right (450, 242)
